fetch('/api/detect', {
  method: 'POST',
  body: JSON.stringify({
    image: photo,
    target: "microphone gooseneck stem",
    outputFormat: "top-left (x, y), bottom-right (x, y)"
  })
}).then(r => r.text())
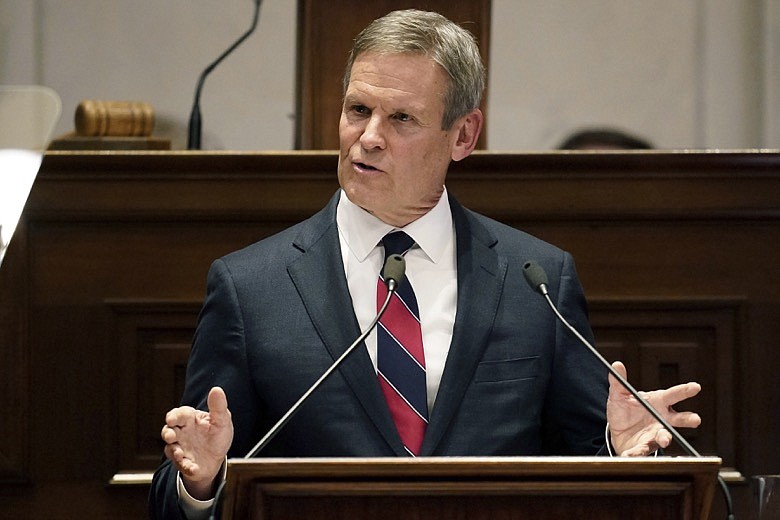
top-left (542, 289), bottom-right (734, 518)
top-left (187, 0), bottom-right (262, 150)
top-left (525, 260), bottom-right (734, 519)
top-left (243, 280), bottom-right (397, 459)
top-left (541, 290), bottom-right (701, 456)
top-left (212, 255), bottom-right (404, 518)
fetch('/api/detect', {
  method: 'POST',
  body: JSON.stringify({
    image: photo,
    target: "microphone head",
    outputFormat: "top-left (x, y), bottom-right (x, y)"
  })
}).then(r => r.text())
top-left (382, 254), bottom-right (406, 288)
top-left (522, 261), bottom-right (549, 295)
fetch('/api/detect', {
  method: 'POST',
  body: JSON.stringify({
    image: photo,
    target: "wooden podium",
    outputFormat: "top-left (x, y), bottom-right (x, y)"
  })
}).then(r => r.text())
top-left (221, 456), bottom-right (721, 520)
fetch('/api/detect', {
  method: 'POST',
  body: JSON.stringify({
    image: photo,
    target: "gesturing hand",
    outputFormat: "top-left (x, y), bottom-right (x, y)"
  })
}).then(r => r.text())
top-left (607, 361), bottom-right (702, 457)
top-left (161, 386), bottom-right (234, 500)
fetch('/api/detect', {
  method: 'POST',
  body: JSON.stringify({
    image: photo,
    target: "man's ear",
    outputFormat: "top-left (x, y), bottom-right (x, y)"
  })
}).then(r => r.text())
top-left (451, 108), bottom-right (484, 162)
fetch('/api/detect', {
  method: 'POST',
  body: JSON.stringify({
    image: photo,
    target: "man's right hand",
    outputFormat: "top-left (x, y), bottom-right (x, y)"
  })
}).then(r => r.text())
top-left (161, 386), bottom-right (234, 500)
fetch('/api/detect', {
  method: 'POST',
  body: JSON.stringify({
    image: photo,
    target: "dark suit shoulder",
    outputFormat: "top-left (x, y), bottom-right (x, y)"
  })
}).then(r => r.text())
top-left (217, 191), bottom-right (339, 275)
top-left (453, 198), bottom-right (568, 264)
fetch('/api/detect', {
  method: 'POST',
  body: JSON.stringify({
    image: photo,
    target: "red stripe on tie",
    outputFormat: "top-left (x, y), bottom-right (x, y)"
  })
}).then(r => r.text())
top-left (378, 377), bottom-right (426, 455)
top-left (377, 279), bottom-right (425, 367)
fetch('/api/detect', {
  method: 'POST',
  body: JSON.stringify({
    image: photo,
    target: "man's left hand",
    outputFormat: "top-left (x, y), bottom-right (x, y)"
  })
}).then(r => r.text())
top-left (607, 361), bottom-right (702, 456)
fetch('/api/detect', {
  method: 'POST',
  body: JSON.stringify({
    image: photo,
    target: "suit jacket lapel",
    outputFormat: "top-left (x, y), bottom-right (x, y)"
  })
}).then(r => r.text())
top-left (286, 192), bottom-right (406, 455)
top-left (420, 196), bottom-right (508, 455)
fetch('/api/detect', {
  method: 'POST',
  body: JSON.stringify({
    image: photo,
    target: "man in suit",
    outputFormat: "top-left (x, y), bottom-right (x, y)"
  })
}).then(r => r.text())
top-left (150, 9), bottom-right (702, 519)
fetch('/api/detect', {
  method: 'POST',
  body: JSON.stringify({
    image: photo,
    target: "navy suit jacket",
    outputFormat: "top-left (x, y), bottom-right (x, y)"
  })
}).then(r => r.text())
top-left (150, 191), bottom-right (608, 518)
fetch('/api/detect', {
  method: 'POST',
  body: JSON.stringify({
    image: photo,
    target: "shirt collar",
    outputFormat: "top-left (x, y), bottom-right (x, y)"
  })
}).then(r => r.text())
top-left (336, 188), bottom-right (453, 263)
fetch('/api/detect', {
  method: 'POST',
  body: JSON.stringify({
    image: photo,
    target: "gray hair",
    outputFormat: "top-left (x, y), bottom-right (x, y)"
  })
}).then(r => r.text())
top-left (343, 9), bottom-right (485, 130)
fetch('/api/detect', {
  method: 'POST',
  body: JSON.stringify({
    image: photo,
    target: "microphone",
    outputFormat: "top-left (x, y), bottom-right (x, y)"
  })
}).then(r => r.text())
top-left (243, 253), bottom-right (406, 458)
top-left (208, 254), bottom-right (406, 519)
top-left (187, 0), bottom-right (262, 150)
top-left (521, 260), bottom-right (735, 519)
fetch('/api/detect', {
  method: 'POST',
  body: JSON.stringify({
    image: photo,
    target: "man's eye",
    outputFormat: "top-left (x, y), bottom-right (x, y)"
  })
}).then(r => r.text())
top-left (352, 105), bottom-right (369, 115)
top-left (394, 113), bottom-right (411, 122)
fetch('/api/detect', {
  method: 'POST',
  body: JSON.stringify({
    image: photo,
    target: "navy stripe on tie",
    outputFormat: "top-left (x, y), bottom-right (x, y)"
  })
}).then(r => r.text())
top-left (380, 273), bottom-right (420, 318)
top-left (377, 325), bottom-right (428, 419)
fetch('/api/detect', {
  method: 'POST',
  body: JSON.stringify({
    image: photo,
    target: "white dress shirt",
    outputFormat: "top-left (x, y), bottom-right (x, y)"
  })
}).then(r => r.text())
top-left (335, 188), bottom-right (457, 412)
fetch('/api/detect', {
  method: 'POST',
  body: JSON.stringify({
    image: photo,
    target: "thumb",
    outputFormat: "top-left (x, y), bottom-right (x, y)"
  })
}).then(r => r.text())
top-left (610, 360), bottom-right (627, 380)
top-left (609, 361), bottom-right (630, 397)
top-left (207, 386), bottom-right (229, 422)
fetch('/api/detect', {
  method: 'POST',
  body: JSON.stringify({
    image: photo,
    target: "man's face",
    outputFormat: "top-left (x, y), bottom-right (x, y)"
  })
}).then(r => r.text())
top-left (337, 52), bottom-right (467, 227)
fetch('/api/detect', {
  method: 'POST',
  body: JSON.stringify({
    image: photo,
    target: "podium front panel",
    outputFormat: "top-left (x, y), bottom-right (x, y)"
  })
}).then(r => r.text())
top-left (223, 457), bottom-right (721, 520)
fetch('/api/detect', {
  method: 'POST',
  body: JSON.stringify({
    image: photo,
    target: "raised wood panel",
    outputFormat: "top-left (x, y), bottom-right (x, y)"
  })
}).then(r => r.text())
top-left (254, 484), bottom-right (688, 519)
top-left (110, 301), bottom-right (201, 471)
top-left (589, 299), bottom-right (742, 470)
top-left (0, 150), bottom-right (777, 519)
top-left (296, 0), bottom-right (491, 149)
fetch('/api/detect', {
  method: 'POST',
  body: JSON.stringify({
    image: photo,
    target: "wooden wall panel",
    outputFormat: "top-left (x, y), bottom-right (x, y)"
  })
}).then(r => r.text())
top-left (0, 150), bottom-right (777, 519)
top-left (111, 301), bottom-right (201, 471)
top-left (296, 0), bottom-right (491, 149)
top-left (589, 300), bottom-right (743, 468)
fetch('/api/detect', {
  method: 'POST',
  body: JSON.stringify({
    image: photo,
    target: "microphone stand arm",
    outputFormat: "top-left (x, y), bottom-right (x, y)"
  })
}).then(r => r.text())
top-left (187, 0), bottom-right (262, 150)
top-left (244, 280), bottom-right (397, 459)
top-left (539, 285), bottom-right (734, 519)
top-left (541, 289), bottom-right (700, 455)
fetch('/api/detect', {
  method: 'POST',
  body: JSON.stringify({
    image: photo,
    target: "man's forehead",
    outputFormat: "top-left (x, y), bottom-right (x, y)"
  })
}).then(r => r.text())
top-left (346, 54), bottom-right (446, 104)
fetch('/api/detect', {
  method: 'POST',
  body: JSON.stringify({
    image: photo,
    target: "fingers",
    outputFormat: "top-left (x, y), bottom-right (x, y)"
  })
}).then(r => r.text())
top-left (165, 405), bottom-right (197, 428)
top-left (162, 406), bottom-right (196, 454)
top-left (620, 427), bottom-right (672, 457)
top-left (162, 422), bottom-right (200, 475)
top-left (610, 361), bottom-right (702, 413)
top-left (160, 387), bottom-right (231, 446)
top-left (161, 409), bottom-right (189, 447)
top-left (164, 443), bottom-right (199, 476)
top-left (620, 445), bottom-right (651, 457)
top-left (163, 438), bottom-right (183, 467)
top-left (162, 386), bottom-right (228, 436)
top-left (161, 423), bottom-right (177, 444)
top-left (618, 428), bottom-right (668, 457)
top-left (160, 387), bottom-right (233, 478)
top-left (670, 410), bottom-right (702, 429)
top-left (164, 441), bottom-right (182, 462)
top-left (655, 428), bottom-right (672, 449)
top-left (660, 381), bottom-right (702, 407)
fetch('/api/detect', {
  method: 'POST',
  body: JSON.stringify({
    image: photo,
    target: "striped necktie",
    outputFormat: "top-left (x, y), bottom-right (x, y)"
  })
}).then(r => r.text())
top-left (376, 231), bottom-right (428, 456)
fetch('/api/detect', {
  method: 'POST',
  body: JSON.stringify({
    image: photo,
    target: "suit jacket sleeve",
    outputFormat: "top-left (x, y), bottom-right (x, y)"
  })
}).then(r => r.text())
top-left (540, 251), bottom-right (609, 455)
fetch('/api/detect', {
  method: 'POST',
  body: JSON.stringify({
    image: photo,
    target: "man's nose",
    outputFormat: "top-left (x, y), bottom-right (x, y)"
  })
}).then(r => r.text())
top-left (360, 115), bottom-right (386, 150)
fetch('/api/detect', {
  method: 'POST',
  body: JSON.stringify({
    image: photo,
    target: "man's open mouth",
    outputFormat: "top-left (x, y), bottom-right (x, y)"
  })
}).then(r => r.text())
top-left (356, 162), bottom-right (380, 172)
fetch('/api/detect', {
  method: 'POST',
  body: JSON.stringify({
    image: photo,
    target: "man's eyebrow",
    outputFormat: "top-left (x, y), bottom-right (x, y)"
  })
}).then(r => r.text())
top-left (343, 93), bottom-right (364, 104)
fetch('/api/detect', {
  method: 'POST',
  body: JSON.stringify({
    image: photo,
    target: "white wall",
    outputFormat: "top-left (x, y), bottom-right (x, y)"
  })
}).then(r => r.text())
top-left (489, 0), bottom-right (700, 149)
top-left (764, 0), bottom-right (780, 146)
top-left (1, 0), bottom-right (777, 151)
top-left (1, 0), bottom-right (297, 150)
